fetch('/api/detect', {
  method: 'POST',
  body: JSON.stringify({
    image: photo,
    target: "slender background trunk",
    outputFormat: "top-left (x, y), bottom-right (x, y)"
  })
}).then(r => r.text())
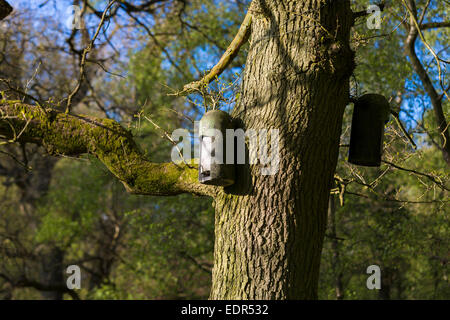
top-left (328, 194), bottom-right (344, 300)
top-left (210, 0), bottom-right (354, 299)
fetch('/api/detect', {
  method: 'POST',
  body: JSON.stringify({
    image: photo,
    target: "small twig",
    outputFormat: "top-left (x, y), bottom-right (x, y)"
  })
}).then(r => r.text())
top-left (401, 0), bottom-right (450, 102)
top-left (418, 0), bottom-right (432, 25)
top-left (0, 78), bottom-right (46, 113)
top-left (382, 160), bottom-right (449, 192)
top-left (345, 191), bottom-right (448, 204)
top-left (0, 150), bottom-right (31, 171)
top-left (390, 110), bottom-right (417, 149)
top-left (334, 174), bottom-right (347, 207)
top-left (165, 107), bottom-right (194, 124)
top-left (66, 0), bottom-right (117, 113)
top-left (170, 11), bottom-right (252, 97)
top-left (23, 62), bottom-right (41, 103)
top-left (143, 115), bottom-right (193, 168)
top-left (126, 12), bottom-right (188, 79)
top-left (0, 111), bottom-right (32, 146)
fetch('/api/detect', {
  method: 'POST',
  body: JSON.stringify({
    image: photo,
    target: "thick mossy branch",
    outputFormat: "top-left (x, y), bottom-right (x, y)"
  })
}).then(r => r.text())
top-left (0, 102), bottom-right (216, 197)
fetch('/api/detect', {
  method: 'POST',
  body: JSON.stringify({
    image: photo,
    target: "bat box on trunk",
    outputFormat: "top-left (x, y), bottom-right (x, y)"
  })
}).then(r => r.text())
top-left (348, 94), bottom-right (390, 167)
top-left (198, 110), bottom-right (235, 186)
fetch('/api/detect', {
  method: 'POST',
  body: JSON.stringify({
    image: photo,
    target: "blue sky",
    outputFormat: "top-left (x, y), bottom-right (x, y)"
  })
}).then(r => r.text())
top-left (6, 0), bottom-right (447, 133)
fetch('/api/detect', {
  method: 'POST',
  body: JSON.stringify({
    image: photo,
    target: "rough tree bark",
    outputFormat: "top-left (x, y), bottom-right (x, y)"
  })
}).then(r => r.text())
top-left (210, 0), bottom-right (354, 299)
top-left (327, 194), bottom-right (344, 300)
top-left (0, 0), bottom-right (354, 299)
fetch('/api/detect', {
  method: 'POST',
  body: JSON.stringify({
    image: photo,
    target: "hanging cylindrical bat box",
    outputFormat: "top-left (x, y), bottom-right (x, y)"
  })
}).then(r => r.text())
top-left (198, 110), bottom-right (235, 186)
top-left (348, 94), bottom-right (391, 167)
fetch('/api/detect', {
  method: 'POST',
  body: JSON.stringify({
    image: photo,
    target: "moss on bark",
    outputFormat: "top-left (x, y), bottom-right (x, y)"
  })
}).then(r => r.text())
top-left (0, 102), bottom-right (216, 197)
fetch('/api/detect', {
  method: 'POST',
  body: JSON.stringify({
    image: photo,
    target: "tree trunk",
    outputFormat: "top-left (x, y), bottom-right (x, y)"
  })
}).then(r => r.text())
top-left (404, 0), bottom-right (450, 166)
top-left (40, 247), bottom-right (64, 300)
top-left (12, 149), bottom-right (64, 300)
top-left (328, 194), bottom-right (344, 300)
top-left (378, 267), bottom-right (393, 300)
top-left (210, 0), bottom-right (354, 299)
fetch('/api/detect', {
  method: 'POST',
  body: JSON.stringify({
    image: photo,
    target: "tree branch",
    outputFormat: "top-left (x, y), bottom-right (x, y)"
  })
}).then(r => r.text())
top-left (403, 0), bottom-right (450, 165)
top-left (0, 102), bottom-right (217, 197)
top-left (171, 11), bottom-right (252, 96)
top-left (66, 0), bottom-right (117, 113)
top-left (0, 272), bottom-right (80, 300)
top-left (420, 21), bottom-right (450, 29)
top-left (390, 110), bottom-right (417, 150)
top-left (381, 160), bottom-right (449, 192)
